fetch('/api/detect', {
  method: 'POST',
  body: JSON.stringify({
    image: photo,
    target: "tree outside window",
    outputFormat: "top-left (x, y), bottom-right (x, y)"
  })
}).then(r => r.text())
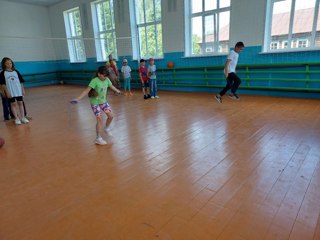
top-left (134, 0), bottom-right (163, 59)
top-left (91, 0), bottom-right (117, 61)
top-left (63, 7), bottom-right (86, 63)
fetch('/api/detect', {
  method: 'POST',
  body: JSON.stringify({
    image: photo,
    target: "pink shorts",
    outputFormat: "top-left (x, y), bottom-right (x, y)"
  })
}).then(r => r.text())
top-left (91, 102), bottom-right (112, 117)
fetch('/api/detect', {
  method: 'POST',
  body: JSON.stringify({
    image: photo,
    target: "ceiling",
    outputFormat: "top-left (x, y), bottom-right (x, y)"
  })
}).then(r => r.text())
top-left (1, 0), bottom-right (65, 7)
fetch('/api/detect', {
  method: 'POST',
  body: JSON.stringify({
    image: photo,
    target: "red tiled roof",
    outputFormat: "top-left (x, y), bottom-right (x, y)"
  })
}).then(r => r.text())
top-left (272, 8), bottom-right (319, 35)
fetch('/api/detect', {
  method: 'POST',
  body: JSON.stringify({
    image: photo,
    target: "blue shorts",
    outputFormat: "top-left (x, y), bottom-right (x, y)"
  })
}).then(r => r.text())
top-left (91, 102), bottom-right (112, 117)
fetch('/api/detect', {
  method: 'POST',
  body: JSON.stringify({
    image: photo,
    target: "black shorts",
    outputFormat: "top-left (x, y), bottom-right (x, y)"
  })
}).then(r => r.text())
top-left (8, 96), bottom-right (23, 103)
top-left (141, 81), bottom-right (149, 88)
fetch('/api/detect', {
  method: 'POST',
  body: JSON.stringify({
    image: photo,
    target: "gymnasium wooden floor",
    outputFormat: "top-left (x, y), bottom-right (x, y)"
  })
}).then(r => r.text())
top-left (0, 85), bottom-right (320, 240)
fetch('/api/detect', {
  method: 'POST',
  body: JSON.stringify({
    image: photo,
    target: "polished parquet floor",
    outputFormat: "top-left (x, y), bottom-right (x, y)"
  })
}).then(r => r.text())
top-left (0, 85), bottom-right (320, 240)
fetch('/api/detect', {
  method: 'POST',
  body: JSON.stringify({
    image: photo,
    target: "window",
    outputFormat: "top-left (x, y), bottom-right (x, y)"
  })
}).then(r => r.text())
top-left (296, 39), bottom-right (308, 47)
top-left (270, 41), bottom-right (279, 49)
top-left (264, 0), bottom-right (320, 52)
top-left (185, 0), bottom-right (230, 56)
top-left (91, 0), bottom-right (117, 61)
top-left (129, 0), bottom-right (163, 59)
top-left (63, 7), bottom-right (86, 62)
top-left (282, 40), bottom-right (288, 48)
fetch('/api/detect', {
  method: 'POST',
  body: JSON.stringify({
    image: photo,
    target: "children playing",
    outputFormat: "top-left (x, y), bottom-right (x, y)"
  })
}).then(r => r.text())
top-left (71, 66), bottom-right (121, 145)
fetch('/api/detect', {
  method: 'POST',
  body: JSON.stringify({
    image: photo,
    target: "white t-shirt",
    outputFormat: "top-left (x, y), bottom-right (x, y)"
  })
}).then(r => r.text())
top-left (148, 65), bottom-right (156, 79)
top-left (227, 50), bottom-right (239, 73)
top-left (0, 70), bottom-right (24, 97)
top-left (121, 65), bottom-right (131, 79)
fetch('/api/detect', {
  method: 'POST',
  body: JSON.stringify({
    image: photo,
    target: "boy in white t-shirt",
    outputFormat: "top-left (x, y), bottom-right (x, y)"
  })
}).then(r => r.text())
top-left (215, 41), bottom-right (244, 103)
top-left (121, 59), bottom-right (132, 96)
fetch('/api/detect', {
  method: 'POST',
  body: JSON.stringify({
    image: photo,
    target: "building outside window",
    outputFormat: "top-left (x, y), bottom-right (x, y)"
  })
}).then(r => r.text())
top-left (185, 0), bottom-right (230, 56)
top-left (270, 41), bottom-right (279, 49)
top-left (264, 0), bottom-right (320, 52)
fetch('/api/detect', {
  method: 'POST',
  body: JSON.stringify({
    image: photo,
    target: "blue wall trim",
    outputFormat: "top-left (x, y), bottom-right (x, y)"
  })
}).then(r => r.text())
top-left (11, 46), bottom-right (320, 98)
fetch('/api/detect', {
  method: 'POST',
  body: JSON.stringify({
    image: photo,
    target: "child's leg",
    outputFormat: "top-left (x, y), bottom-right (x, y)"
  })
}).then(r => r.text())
top-left (141, 82), bottom-right (146, 96)
top-left (10, 101), bottom-right (19, 119)
top-left (146, 81), bottom-right (151, 97)
top-left (230, 74), bottom-right (241, 94)
top-left (128, 78), bottom-right (131, 92)
top-left (154, 79), bottom-right (158, 96)
top-left (17, 101), bottom-right (25, 118)
top-left (23, 101), bottom-right (27, 116)
top-left (150, 79), bottom-right (154, 97)
top-left (95, 115), bottom-right (103, 137)
top-left (105, 111), bottom-right (113, 129)
top-left (91, 104), bottom-right (104, 137)
top-left (123, 78), bottom-right (127, 92)
top-left (1, 96), bottom-right (10, 120)
top-left (100, 102), bottom-right (113, 130)
top-left (116, 77), bottom-right (121, 89)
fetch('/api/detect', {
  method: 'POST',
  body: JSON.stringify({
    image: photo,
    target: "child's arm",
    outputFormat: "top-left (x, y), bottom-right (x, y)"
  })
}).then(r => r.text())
top-left (2, 85), bottom-right (11, 98)
top-left (21, 83), bottom-right (25, 96)
top-left (72, 86), bottom-right (92, 103)
top-left (139, 73), bottom-right (144, 83)
top-left (110, 85), bottom-right (121, 94)
top-left (224, 59), bottom-right (231, 78)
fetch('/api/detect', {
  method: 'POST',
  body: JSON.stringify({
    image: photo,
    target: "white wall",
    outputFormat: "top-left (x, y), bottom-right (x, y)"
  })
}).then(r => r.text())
top-left (0, 0), bottom-right (268, 62)
top-left (229, 0), bottom-right (266, 47)
top-left (48, 0), bottom-right (96, 60)
top-left (113, 0), bottom-right (133, 57)
top-left (161, 0), bottom-right (185, 53)
top-left (0, 1), bottom-right (56, 61)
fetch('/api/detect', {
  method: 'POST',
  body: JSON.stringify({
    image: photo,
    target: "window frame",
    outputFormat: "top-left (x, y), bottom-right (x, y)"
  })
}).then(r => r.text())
top-left (184, 0), bottom-right (231, 57)
top-left (129, 0), bottom-right (163, 60)
top-left (63, 7), bottom-right (87, 63)
top-left (263, 0), bottom-right (320, 53)
top-left (91, 0), bottom-right (118, 62)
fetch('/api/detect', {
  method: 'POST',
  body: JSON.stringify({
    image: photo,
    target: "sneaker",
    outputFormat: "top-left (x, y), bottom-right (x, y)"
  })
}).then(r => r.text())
top-left (21, 117), bottom-right (29, 124)
top-left (147, 94), bottom-right (151, 98)
top-left (104, 127), bottom-right (112, 134)
top-left (215, 95), bottom-right (222, 103)
top-left (151, 96), bottom-right (155, 99)
top-left (155, 96), bottom-right (160, 99)
top-left (228, 93), bottom-right (240, 100)
top-left (144, 95), bottom-right (148, 99)
top-left (15, 118), bottom-right (21, 125)
top-left (25, 116), bottom-right (32, 120)
top-left (95, 137), bottom-right (107, 145)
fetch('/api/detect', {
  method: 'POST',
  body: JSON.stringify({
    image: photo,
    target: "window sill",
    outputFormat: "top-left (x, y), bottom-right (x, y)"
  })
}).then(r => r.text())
top-left (260, 47), bottom-right (320, 54)
top-left (183, 53), bottom-right (228, 58)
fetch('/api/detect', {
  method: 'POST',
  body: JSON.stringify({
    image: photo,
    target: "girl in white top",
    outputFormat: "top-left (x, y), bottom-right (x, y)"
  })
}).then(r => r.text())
top-left (0, 57), bottom-right (29, 125)
top-left (121, 59), bottom-right (132, 96)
